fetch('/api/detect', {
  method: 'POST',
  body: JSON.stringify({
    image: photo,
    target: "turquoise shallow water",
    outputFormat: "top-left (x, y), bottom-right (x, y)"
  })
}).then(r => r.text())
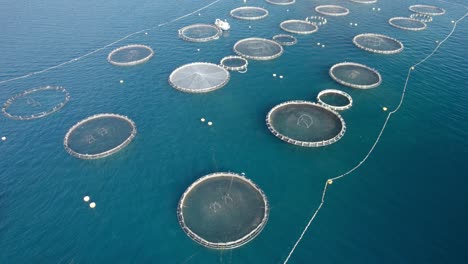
top-left (0, 0), bottom-right (467, 263)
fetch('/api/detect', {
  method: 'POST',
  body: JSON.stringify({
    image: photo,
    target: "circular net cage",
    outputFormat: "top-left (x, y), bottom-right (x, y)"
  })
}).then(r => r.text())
top-left (353, 33), bottom-right (404, 54)
top-left (177, 172), bottom-right (269, 249)
top-left (305, 16), bottom-right (327, 26)
top-left (329, 62), bottom-right (382, 89)
top-left (233, 38), bottom-right (284, 61)
top-left (389, 17), bottom-right (427, 31)
top-left (280, 20), bottom-right (318, 34)
top-left (178, 24), bottom-right (222, 42)
top-left (272, 34), bottom-right (297, 46)
top-left (349, 0), bottom-right (378, 4)
top-left (230, 6), bottom-right (269, 20)
top-left (265, 0), bottom-right (295, 5)
top-left (220, 56), bottom-right (249, 72)
top-left (64, 114), bottom-right (137, 159)
top-left (315, 5), bottom-right (350, 16)
top-left (169, 62), bottom-right (230, 93)
top-left (2, 86), bottom-right (70, 121)
top-left (409, 5), bottom-right (446, 16)
top-left (266, 101), bottom-right (346, 147)
top-left (317, 89), bottom-right (353, 111)
top-left (107, 44), bottom-right (154, 66)
top-left (410, 13), bottom-right (433, 23)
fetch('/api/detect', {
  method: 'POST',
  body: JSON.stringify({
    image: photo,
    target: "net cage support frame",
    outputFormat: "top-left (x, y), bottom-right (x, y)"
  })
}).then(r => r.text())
top-left (329, 62), bottom-right (382, 89)
top-left (352, 33), bottom-right (404, 54)
top-left (315, 5), bottom-right (350, 16)
top-left (230, 6), bottom-right (269, 20)
top-left (317, 89), bottom-right (353, 111)
top-left (388, 17), bottom-right (427, 31)
top-left (280, 20), bottom-right (318, 34)
top-left (107, 44), bottom-right (155, 66)
top-left (178, 24), bottom-right (222, 42)
top-left (168, 62), bottom-right (231, 93)
top-left (233, 38), bottom-right (284, 61)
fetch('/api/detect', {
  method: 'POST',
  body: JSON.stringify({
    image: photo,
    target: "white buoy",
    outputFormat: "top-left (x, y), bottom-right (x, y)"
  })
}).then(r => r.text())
top-left (249, 25), bottom-right (252, 29)
top-left (350, 22), bottom-right (353, 25)
top-left (1, 136), bottom-right (6, 141)
top-left (197, 48), bottom-right (200, 52)
top-left (273, 73), bottom-right (277, 77)
top-left (411, 66), bottom-right (415, 70)
top-left (322, 44), bottom-right (325, 48)
top-left (451, 20), bottom-right (455, 24)
top-left (120, 80), bottom-right (124, 84)
top-left (317, 42), bottom-right (321, 46)
top-left (286, 9), bottom-right (289, 12)
top-left (198, 13), bottom-right (201, 16)
top-left (279, 75), bottom-right (284, 79)
top-left (208, 121), bottom-right (213, 126)
top-left (145, 32), bottom-right (148, 35)
top-left (378, 8), bottom-right (381, 11)
top-left (436, 40), bottom-right (439, 43)
top-left (372, 7), bottom-right (375, 11)
top-left (83, 196), bottom-right (90, 202)
top-left (354, 23), bottom-right (358, 26)
top-left (327, 179), bottom-right (333, 185)
top-left (89, 202), bottom-right (96, 208)
top-left (383, 107), bottom-right (388, 111)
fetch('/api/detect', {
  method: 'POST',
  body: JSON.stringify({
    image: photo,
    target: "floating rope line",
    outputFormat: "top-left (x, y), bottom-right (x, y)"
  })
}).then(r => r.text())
top-left (283, 12), bottom-right (467, 264)
top-left (0, 0), bottom-right (224, 85)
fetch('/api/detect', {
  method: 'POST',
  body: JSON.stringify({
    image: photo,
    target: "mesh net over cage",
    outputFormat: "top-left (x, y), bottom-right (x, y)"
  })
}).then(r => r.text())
top-left (233, 38), bottom-right (283, 60)
top-left (177, 172), bottom-right (269, 249)
top-left (178, 24), bottom-right (222, 42)
top-left (353, 33), bottom-right (404, 54)
top-left (169, 62), bottom-right (230, 93)
top-left (107, 44), bottom-right (154, 66)
top-left (317, 89), bottom-right (353, 111)
top-left (315, 5), bottom-right (350, 16)
top-left (409, 5), bottom-right (446, 16)
top-left (2, 86), bottom-right (70, 120)
top-left (280, 20), bottom-right (318, 34)
top-left (266, 100), bottom-right (346, 147)
top-left (64, 114), bottom-right (137, 159)
top-left (329, 62), bottom-right (382, 89)
top-left (230, 6), bottom-right (269, 20)
top-left (265, 0), bottom-right (296, 5)
top-left (220, 56), bottom-right (248, 72)
top-left (410, 13), bottom-right (433, 23)
top-left (272, 34), bottom-right (297, 46)
top-left (389, 17), bottom-right (427, 31)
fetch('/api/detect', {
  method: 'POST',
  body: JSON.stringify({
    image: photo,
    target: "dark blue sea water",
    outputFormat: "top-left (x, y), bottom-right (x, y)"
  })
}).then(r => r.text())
top-left (1, 0), bottom-right (467, 263)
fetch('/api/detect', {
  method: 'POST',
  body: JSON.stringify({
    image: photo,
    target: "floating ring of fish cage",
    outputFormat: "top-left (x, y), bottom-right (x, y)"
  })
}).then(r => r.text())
top-left (266, 100), bottom-right (346, 147)
top-left (409, 4), bottom-right (446, 16)
top-left (317, 89), bottom-right (353, 111)
top-left (177, 172), bottom-right (269, 249)
top-left (280, 20), bottom-right (318, 34)
top-left (329, 62), bottom-right (382, 89)
top-left (233, 38), bottom-right (284, 61)
top-left (169, 62), bottom-right (230, 93)
top-left (230, 6), bottom-right (269, 20)
top-left (315, 5), bottom-right (350, 16)
top-left (388, 17), bottom-right (427, 31)
top-left (64, 113), bottom-right (137, 159)
top-left (178, 24), bottom-right (222, 42)
top-left (353, 33), bottom-right (404, 54)
top-left (272, 34), bottom-right (298, 46)
top-left (220, 56), bottom-right (249, 72)
top-left (2, 86), bottom-right (70, 120)
top-left (265, 0), bottom-right (296, 5)
top-left (349, 0), bottom-right (378, 4)
top-left (305, 16), bottom-right (327, 26)
top-left (409, 13), bottom-right (433, 23)
top-left (107, 44), bottom-right (154, 66)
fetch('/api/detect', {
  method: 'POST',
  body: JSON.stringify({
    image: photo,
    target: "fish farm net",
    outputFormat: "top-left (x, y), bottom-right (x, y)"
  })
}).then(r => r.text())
top-left (64, 114), bottom-right (137, 159)
top-left (349, 0), bottom-right (377, 4)
top-left (169, 62), bottom-right (230, 93)
top-left (389, 17), bottom-right (427, 31)
top-left (280, 20), bottom-right (318, 34)
top-left (329, 62), bottom-right (382, 89)
top-left (266, 100), bottom-right (346, 147)
top-left (409, 5), bottom-right (446, 16)
top-left (107, 44), bottom-right (154, 66)
top-left (315, 5), bottom-right (350, 16)
top-left (353, 33), bottom-right (404, 54)
top-left (233, 38), bottom-right (283, 60)
top-left (305, 16), bottom-right (327, 26)
top-left (410, 13), bottom-right (433, 23)
top-left (178, 24), bottom-right (222, 42)
top-left (265, 0), bottom-right (295, 5)
top-left (2, 86), bottom-right (70, 120)
top-left (317, 89), bottom-right (353, 111)
top-left (272, 34), bottom-right (297, 46)
top-left (177, 172), bottom-right (269, 249)
top-left (230, 6), bottom-right (269, 20)
top-left (220, 56), bottom-right (248, 72)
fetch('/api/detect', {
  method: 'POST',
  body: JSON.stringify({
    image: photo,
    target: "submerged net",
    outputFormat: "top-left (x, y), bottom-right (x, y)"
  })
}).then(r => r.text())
top-left (64, 114), bottom-right (137, 159)
top-left (178, 172), bottom-right (269, 249)
top-left (409, 4), bottom-right (446, 16)
top-left (353, 33), bottom-right (404, 54)
top-left (107, 44), bottom-right (154, 66)
top-left (169, 62), bottom-right (230, 93)
top-left (2, 86), bottom-right (70, 120)
top-left (265, 0), bottom-right (295, 5)
top-left (220, 56), bottom-right (248, 72)
top-left (410, 13), bottom-right (433, 23)
top-left (272, 34), bottom-right (297, 46)
top-left (230, 6), bottom-right (269, 20)
top-left (389, 17), bottom-right (427, 31)
top-left (315, 5), bottom-right (350, 16)
top-left (280, 20), bottom-right (318, 34)
top-left (178, 24), bottom-right (222, 42)
top-left (266, 100), bottom-right (346, 147)
top-left (329, 62), bottom-right (382, 89)
top-left (233, 38), bottom-right (283, 60)
top-left (317, 89), bottom-right (353, 111)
